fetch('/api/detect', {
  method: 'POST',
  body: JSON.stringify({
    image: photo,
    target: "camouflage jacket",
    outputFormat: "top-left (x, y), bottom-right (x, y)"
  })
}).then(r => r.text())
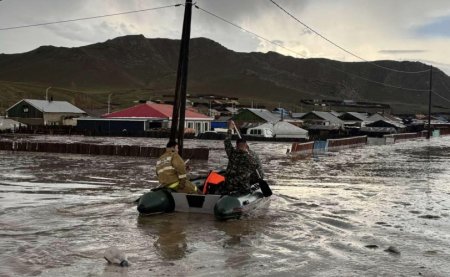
top-left (222, 133), bottom-right (258, 194)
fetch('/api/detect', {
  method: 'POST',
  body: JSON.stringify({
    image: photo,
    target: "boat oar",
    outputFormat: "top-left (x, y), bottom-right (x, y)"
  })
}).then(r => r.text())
top-left (231, 121), bottom-right (272, 197)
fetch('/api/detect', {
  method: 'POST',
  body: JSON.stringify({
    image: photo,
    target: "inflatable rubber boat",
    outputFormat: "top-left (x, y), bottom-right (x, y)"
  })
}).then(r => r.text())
top-left (137, 171), bottom-right (271, 220)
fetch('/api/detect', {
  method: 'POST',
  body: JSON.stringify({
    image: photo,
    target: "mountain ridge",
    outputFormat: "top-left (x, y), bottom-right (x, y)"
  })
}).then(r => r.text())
top-left (0, 35), bottom-right (449, 114)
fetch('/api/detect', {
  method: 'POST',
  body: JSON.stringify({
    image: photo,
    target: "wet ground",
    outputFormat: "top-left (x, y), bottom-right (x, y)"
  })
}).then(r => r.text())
top-left (0, 136), bottom-right (449, 276)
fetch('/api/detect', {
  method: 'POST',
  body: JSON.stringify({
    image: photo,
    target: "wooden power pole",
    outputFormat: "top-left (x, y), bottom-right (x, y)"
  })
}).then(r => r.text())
top-left (170, 0), bottom-right (193, 155)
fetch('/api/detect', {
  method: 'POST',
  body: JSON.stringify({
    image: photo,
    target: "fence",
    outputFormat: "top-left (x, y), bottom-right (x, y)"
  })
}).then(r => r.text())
top-left (290, 141), bottom-right (314, 156)
top-left (389, 132), bottom-right (421, 141)
top-left (0, 141), bottom-right (209, 160)
top-left (289, 131), bottom-right (435, 156)
top-left (327, 136), bottom-right (367, 151)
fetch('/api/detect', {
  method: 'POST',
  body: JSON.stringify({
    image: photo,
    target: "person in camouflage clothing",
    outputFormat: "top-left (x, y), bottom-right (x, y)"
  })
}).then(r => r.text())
top-left (221, 121), bottom-right (260, 195)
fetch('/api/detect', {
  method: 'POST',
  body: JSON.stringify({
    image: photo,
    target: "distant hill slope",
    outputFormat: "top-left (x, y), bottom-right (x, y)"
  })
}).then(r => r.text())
top-left (1, 35), bottom-right (449, 114)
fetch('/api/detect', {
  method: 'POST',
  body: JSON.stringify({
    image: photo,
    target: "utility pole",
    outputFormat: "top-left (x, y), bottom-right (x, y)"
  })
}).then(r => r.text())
top-left (170, 0), bottom-right (192, 155)
top-left (427, 65), bottom-right (433, 139)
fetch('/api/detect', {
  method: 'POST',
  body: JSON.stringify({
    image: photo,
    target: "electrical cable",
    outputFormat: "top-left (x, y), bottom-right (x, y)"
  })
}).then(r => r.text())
top-left (194, 4), bottom-right (430, 92)
top-left (269, 0), bottom-right (431, 74)
top-left (0, 4), bottom-right (182, 31)
top-left (194, 5), bottom-right (308, 59)
top-left (433, 74), bottom-right (450, 104)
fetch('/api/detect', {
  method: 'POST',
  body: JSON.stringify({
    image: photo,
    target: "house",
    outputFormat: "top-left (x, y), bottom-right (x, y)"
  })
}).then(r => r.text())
top-left (6, 99), bottom-right (86, 126)
top-left (296, 111), bottom-right (345, 139)
top-left (367, 113), bottom-right (402, 123)
top-left (272, 108), bottom-right (289, 117)
top-left (360, 119), bottom-right (407, 135)
top-left (77, 102), bottom-right (213, 136)
top-left (338, 112), bottom-right (370, 128)
top-left (298, 111), bottom-right (345, 129)
top-left (247, 121), bottom-right (308, 139)
top-left (232, 108), bottom-right (281, 131)
top-left (339, 112), bottom-right (369, 123)
top-left (225, 106), bottom-right (239, 114)
top-left (211, 116), bottom-right (231, 131)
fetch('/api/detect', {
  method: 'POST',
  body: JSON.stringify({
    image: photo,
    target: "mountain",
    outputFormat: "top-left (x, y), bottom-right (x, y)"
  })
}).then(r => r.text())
top-left (1, 34), bottom-right (449, 114)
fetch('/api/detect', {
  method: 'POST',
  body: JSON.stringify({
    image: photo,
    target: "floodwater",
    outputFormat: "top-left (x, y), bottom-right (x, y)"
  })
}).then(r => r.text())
top-left (1, 136), bottom-right (450, 276)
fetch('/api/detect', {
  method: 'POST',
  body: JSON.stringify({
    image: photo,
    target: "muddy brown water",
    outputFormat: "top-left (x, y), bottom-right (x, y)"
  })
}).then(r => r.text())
top-left (0, 136), bottom-right (449, 276)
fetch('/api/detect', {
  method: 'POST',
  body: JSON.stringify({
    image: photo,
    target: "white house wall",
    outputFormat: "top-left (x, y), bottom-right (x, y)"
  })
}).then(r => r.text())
top-left (168, 120), bottom-right (211, 135)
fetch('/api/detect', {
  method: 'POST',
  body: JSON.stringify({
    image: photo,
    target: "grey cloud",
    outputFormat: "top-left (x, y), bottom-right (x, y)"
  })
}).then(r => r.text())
top-left (300, 28), bottom-right (313, 36)
top-left (271, 40), bottom-right (285, 46)
top-left (44, 24), bottom-right (92, 43)
top-left (193, 0), bottom-right (310, 27)
top-left (44, 20), bottom-right (138, 44)
top-left (0, 0), bottom-right (88, 25)
top-left (379, 50), bottom-right (427, 54)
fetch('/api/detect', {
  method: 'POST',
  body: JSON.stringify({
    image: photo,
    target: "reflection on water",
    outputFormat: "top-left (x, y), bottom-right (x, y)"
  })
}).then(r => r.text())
top-left (0, 136), bottom-right (450, 276)
top-left (137, 215), bottom-right (188, 260)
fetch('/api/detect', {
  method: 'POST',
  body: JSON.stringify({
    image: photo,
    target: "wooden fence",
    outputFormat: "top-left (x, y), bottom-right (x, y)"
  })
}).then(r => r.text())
top-left (327, 136), bottom-right (367, 151)
top-left (290, 141), bottom-right (314, 156)
top-left (0, 141), bottom-right (209, 160)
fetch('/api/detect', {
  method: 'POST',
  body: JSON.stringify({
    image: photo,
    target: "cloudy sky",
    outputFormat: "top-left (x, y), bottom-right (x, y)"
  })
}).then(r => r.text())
top-left (1, 0), bottom-right (450, 75)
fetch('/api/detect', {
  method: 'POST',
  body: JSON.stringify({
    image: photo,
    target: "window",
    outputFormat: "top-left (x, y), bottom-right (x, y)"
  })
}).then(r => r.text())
top-left (23, 105), bottom-right (29, 113)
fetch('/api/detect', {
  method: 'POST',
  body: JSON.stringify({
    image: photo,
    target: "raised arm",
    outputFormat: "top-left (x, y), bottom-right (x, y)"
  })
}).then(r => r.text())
top-left (224, 121), bottom-right (236, 158)
top-left (224, 130), bottom-right (234, 158)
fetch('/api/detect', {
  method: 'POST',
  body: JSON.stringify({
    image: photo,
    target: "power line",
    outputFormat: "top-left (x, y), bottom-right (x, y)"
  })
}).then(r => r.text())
top-left (433, 75), bottom-right (450, 104)
top-left (194, 5), bottom-right (308, 59)
top-left (0, 4), bottom-right (182, 31)
top-left (269, 0), bottom-right (431, 75)
top-left (194, 4), bottom-right (429, 92)
top-left (432, 90), bottom-right (450, 104)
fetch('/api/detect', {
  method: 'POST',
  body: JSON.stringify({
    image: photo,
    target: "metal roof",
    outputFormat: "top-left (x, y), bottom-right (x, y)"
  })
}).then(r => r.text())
top-left (339, 112), bottom-right (369, 122)
top-left (17, 99), bottom-right (86, 114)
top-left (249, 121), bottom-right (308, 139)
top-left (246, 108), bottom-right (281, 122)
top-left (212, 116), bottom-right (232, 122)
top-left (367, 113), bottom-right (402, 123)
top-left (103, 103), bottom-right (213, 120)
top-left (291, 112), bottom-right (306, 118)
top-left (301, 111), bottom-right (345, 125)
top-left (366, 119), bottom-right (406, 129)
top-left (330, 111), bottom-right (342, 117)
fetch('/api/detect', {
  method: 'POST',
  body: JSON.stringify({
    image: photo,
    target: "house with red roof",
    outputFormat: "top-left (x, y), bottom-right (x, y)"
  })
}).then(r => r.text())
top-left (77, 102), bottom-right (213, 136)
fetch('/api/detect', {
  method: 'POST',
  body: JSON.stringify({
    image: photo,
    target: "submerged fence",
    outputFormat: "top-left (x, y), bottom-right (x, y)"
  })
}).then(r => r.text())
top-left (327, 136), bottom-right (367, 151)
top-left (290, 141), bottom-right (314, 155)
top-left (0, 141), bottom-right (209, 160)
top-left (289, 130), bottom-right (449, 156)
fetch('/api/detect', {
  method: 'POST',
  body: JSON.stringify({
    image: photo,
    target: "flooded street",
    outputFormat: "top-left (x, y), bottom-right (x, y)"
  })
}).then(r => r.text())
top-left (1, 136), bottom-right (450, 276)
